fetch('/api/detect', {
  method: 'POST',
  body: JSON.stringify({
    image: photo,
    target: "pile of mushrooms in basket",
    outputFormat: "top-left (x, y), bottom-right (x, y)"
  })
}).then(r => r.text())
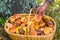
top-left (5, 0), bottom-right (55, 36)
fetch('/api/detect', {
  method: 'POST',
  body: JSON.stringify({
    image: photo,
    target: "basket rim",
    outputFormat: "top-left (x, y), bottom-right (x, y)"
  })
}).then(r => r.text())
top-left (4, 14), bottom-right (56, 37)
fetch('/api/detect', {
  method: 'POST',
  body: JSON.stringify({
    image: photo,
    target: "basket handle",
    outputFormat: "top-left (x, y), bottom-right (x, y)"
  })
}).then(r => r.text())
top-left (30, 8), bottom-right (35, 14)
top-left (28, 8), bottom-right (35, 35)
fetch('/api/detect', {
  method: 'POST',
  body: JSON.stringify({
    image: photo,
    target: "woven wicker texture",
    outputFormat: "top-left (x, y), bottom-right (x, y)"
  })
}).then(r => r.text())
top-left (5, 13), bottom-right (56, 40)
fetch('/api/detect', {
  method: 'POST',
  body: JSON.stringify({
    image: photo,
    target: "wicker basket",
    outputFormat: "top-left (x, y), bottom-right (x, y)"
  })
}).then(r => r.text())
top-left (4, 9), bottom-right (56, 40)
top-left (4, 14), bottom-right (56, 40)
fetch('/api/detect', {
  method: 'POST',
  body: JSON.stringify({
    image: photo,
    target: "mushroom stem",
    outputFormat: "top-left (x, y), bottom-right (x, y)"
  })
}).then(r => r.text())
top-left (34, 0), bottom-right (50, 22)
top-left (36, 0), bottom-right (50, 16)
